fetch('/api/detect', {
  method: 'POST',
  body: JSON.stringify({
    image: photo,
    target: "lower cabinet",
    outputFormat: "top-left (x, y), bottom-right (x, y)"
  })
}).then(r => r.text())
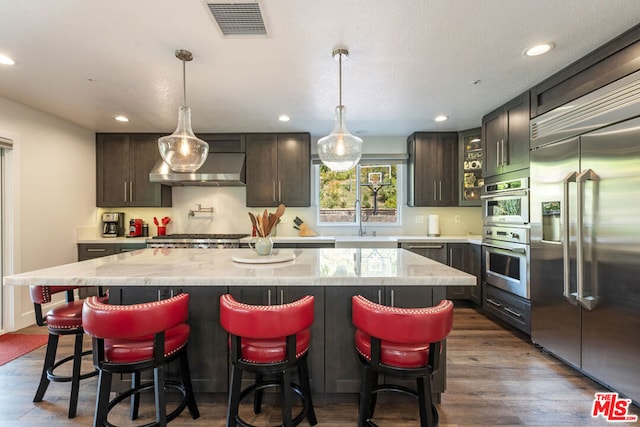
top-left (109, 286), bottom-right (229, 393)
top-left (77, 242), bottom-right (146, 298)
top-left (401, 242), bottom-right (481, 305)
top-left (227, 286), bottom-right (325, 394)
top-left (324, 285), bottom-right (447, 399)
top-left (446, 243), bottom-right (482, 304)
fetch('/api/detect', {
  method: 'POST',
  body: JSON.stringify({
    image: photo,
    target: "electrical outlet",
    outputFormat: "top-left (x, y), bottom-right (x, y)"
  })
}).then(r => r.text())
top-left (415, 215), bottom-right (424, 224)
top-left (454, 215), bottom-right (461, 224)
top-left (280, 215), bottom-right (288, 224)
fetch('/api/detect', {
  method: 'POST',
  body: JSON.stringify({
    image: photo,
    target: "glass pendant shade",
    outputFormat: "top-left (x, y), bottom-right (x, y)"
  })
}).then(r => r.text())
top-left (158, 105), bottom-right (209, 172)
top-left (318, 105), bottom-right (363, 172)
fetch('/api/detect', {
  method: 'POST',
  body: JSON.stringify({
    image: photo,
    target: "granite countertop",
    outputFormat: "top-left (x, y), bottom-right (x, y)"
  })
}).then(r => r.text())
top-left (4, 248), bottom-right (475, 288)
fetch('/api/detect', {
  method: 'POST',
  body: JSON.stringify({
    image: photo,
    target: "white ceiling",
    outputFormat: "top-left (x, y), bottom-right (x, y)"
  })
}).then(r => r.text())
top-left (2, 0), bottom-right (640, 139)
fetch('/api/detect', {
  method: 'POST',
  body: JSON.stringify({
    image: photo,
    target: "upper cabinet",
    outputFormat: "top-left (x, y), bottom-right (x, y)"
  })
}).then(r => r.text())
top-left (458, 128), bottom-right (483, 206)
top-left (407, 132), bottom-right (459, 207)
top-left (482, 91), bottom-right (530, 178)
top-left (96, 133), bottom-right (172, 207)
top-left (245, 133), bottom-right (310, 207)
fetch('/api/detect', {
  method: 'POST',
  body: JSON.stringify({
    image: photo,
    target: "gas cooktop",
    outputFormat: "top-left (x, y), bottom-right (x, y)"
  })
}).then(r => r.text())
top-left (150, 233), bottom-right (249, 240)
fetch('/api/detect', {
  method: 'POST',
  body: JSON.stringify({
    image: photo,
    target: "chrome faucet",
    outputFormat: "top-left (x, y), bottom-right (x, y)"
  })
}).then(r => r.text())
top-left (355, 200), bottom-right (366, 236)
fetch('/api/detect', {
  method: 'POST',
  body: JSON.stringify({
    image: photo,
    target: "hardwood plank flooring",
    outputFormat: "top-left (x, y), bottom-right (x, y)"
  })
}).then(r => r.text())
top-left (1, 303), bottom-right (637, 426)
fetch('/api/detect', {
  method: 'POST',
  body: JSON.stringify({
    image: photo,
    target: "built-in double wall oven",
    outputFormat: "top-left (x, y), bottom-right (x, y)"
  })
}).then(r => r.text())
top-left (481, 177), bottom-right (530, 299)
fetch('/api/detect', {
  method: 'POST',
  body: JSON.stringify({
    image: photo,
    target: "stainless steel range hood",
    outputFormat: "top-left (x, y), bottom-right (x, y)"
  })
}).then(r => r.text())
top-left (149, 152), bottom-right (245, 186)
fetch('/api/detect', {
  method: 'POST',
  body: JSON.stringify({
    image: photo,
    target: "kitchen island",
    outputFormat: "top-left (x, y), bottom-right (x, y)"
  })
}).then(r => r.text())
top-left (5, 247), bottom-right (475, 399)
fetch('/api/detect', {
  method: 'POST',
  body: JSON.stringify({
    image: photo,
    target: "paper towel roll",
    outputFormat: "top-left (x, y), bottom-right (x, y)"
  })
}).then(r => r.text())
top-left (428, 215), bottom-right (440, 237)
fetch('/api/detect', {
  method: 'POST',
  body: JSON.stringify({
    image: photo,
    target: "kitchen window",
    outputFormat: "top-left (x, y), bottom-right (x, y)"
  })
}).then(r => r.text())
top-left (316, 162), bottom-right (400, 227)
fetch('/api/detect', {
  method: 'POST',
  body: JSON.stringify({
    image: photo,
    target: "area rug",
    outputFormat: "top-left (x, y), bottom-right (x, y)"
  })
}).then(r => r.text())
top-left (0, 333), bottom-right (49, 366)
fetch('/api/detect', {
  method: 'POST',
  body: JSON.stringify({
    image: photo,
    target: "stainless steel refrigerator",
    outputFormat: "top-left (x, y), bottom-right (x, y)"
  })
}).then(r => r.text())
top-left (530, 71), bottom-right (640, 404)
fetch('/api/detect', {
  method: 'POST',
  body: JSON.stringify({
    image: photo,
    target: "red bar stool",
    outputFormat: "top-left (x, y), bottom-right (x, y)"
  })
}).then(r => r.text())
top-left (219, 294), bottom-right (318, 427)
top-left (352, 295), bottom-right (454, 427)
top-left (82, 292), bottom-right (199, 427)
top-left (30, 285), bottom-right (102, 418)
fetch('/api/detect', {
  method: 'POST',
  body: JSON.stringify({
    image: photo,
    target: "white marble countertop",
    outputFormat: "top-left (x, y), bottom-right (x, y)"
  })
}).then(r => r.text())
top-left (77, 235), bottom-right (482, 245)
top-left (5, 248), bottom-right (476, 288)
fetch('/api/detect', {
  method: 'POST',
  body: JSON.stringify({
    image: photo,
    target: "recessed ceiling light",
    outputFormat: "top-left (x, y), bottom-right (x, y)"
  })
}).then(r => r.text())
top-left (0, 54), bottom-right (16, 66)
top-left (114, 115), bottom-right (130, 122)
top-left (278, 115), bottom-right (290, 122)
top-left (525, 43), bottom-right (555, 57)
top-left (434, 115), bottom-right (448, 122)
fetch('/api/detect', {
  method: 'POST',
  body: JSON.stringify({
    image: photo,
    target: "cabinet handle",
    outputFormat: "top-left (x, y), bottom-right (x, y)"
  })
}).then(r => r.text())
top-left (280, 289), bottom-right (284, 305)
top-left (390, 289), bottom-right (395, 307)
top-left (408, 245), bottom-right (444, 249)
top-left (129, 181), bottom-right (133, 202)
top-left (448, 248), bottom-right (453, 266)
top-left (377, 289), bottom-right (382, 304)
top-left (124, 182), bottom-right (127, 202)
top-left (439, 181), bottom-right (442, 201)
top-left (87, 248), bottom-right (107, 252)
top-left (272, 182), bottom-right (276, 202)
top-left (501, 139), bottom-right (506, 166)
top-left (157, 290), bottom-right (162, 301)
top-left (278, 181), bottom-right (282, 202)
top-left (486, 298), bottom-right (502, 308)
top-left (433, 181), bottom-right (437, 201)
top-left (503, 307), bottom-right (522, 318)
top-left (268, 289), bottom-right (272, 305)
top-left (170, 289), bottom-right (174, 298)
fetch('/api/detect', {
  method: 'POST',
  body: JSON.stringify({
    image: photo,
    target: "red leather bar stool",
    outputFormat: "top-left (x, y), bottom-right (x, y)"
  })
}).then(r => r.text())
top-left (30, 285), bottom-right (102, 418)
top-left (82, 293), bottom-right (199, 427)
top-left (352, 296), bottom-right (454, 427)
top-left (219, 294), bottom-right (318, 427)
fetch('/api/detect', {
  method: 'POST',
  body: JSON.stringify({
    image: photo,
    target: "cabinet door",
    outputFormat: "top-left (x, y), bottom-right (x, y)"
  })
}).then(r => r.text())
top-left (482, 108), bottom-right (505, 178)
top-left (246, 134), bottom-right (278, 207)
top-left (281, 287), bottom-right (325, 393)
top-left (77, 243), bottom-right (115, 261)
top-left (177, 286), bottom-right (228, 393)
top-left (324, 286), bottom-right (381, 393)
top-left (128, 134), bottom-right (171, 207)
top-left (503, 92), bottom-right (530, 174)
top-left (96, 134), bottom-right (129, 207)
top-left (407, 133), bottom-right (458, 207)
top-left (459, 128), bottom-right (483, 206)
top-left (277, 134), bottom-right (310, 207)
top-left (447, 243), bottom-right (474, 300)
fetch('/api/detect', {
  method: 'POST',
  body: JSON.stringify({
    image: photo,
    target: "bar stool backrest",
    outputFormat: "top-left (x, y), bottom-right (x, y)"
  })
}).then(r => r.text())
top-left (352, 296), bottom-right (453, 344)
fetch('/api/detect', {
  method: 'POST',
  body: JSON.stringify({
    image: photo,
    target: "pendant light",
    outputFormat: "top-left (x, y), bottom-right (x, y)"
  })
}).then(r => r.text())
top-left (158, 49), bottom-right (209, 172)
top-left (318, 48), bottom-right (363, 172)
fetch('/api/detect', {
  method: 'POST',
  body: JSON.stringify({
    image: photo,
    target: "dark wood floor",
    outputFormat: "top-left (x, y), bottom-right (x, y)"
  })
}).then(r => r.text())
top-left (1, 303), bottom-right (638, 426)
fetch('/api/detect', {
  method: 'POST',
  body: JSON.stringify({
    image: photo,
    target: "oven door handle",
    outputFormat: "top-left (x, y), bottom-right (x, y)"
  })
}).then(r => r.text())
top-left (482, 242), bottom-right (526, 254)
top-left (480, 190), bottom-right (529, 199)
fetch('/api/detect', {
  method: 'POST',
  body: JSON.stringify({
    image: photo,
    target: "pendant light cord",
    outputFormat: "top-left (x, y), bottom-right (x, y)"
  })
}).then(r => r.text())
top-left (338, 52), bottom-right (343, 107)
top-left (182, 58), bottom-right (187, 106)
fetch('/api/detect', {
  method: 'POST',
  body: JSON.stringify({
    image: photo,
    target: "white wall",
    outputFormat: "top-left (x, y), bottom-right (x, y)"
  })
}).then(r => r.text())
top-left (0, 96), bottom-right (96, 329)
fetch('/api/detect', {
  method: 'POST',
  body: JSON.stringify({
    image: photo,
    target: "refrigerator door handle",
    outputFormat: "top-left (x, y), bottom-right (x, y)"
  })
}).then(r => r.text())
top-left (563, 171), bottom-right (579, 305)
top-left (576, 168), bottom-right (600, 311)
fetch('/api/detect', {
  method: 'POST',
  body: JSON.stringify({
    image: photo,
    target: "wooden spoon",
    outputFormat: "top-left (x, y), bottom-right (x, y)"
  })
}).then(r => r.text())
top-left (262, 209), bottom-right (269, 236)
top-left (248, 212), bottom-right (257, 232)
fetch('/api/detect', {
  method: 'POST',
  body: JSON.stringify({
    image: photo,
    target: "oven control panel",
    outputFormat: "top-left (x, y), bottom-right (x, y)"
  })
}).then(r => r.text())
top-left (484, 225), bottom-right (530, 245)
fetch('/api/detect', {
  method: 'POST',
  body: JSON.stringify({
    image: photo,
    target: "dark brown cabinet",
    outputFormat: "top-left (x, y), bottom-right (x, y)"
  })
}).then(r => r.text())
top-left (400, 242), bottom-right (447, 264)
top-left (446, 243), bottom-right (481, 304)
top-left (407, 132), bottom-right (459, 207)
top-left (482, 92), bottom-right (530, 178)
top-left (401, 242), bottom-right (481, 305)
top-left (245, 133), bottom-right (310, 207)
top-left (96, 133), bottom-right (172, 207)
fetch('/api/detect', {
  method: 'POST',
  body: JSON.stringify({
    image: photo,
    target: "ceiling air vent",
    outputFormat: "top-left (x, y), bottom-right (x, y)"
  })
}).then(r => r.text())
top-left (206, 2), bottom-right (267, 36)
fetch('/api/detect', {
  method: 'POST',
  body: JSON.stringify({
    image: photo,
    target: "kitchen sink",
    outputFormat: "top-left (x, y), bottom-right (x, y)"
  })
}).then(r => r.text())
top-left (333, 236), bottom-right (399, 248)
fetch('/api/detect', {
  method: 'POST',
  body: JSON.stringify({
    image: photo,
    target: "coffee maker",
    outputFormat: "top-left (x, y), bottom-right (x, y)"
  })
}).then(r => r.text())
top-left (102, 212), bottom-right (125, 237)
